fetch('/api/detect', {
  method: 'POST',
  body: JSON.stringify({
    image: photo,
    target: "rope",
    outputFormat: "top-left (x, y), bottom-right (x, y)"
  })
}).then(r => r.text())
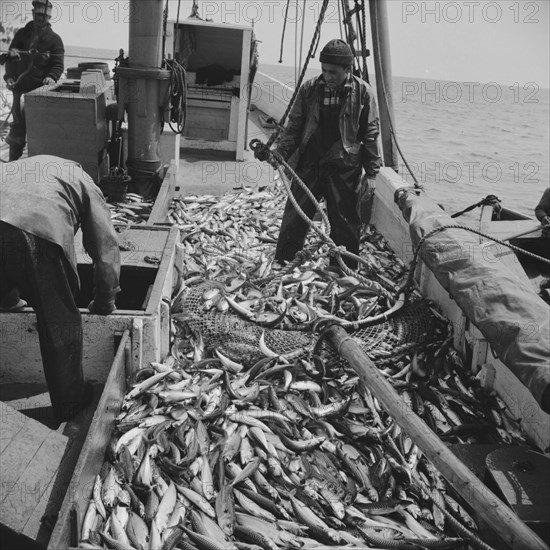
top-left (359, 0), bottom-right (369, 82)
top-left (164, 58), bottom-right (187, 134)
top-left (266, 0), bottom-right (331, 149)
top-left (299, 0), bottom-right (306, 80)
top-left (370, 2), bottom-right (420, 187)
top-left (250, 143), bottom-right (393, 300)
top-left (279, 0), bottom-right (291, 63)
top-left (450, 194), bottom-right (500, 218)
top-left (413, 479), bottom-right (498, 550)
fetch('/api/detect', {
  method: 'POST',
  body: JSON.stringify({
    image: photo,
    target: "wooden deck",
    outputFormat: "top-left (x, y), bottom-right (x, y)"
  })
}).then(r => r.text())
top-left (0, 387), bottom-right (100, 548)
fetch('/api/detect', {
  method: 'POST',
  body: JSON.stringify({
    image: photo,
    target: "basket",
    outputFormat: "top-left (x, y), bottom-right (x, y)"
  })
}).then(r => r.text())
top-left (98, 174), bottom-right (131, 202)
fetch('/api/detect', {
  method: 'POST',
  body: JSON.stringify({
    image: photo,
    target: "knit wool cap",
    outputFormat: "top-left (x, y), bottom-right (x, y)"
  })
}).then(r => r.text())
top-left (319, 39), bottom-right (353, 66)
top-left (32, 0), bottom-right (53, 16)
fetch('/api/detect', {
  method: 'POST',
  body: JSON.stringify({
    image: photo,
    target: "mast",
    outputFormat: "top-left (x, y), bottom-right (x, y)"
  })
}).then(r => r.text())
top-left (369, 0), bottom-right (398, 171)
top-left (117, 0), bottom-right (171, 197)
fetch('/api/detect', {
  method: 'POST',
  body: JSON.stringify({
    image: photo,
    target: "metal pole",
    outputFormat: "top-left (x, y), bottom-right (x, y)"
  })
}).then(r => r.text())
top-left (122, 0), bottom-right (170, 197)
top-left (369, 0), bottom-right (398, 171)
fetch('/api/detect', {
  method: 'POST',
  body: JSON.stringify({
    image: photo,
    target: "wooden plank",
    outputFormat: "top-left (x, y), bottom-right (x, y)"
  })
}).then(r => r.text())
top-left (0, 313), bottom-right (134, 385)
top-left (480, 219), bottom-right (542, 241)
top-left (146, 226), bottom-right (179, 315)
top-left (0, 404), bottom-right (69, 534)
top-left (75, 225), bottom-right (170, 268)
top-left (180, 138), bottom-right (236, 151)
top-left (131, 319), bottom-right (143, 372)
top-left (18, 434), bottom-right (71, 541)
top-left (160, 299), bottom-right (171, 359)
top-left (0, 402), bottom-right (27, 455)
top-left (328, 325), bottom-right (549, 550)
top-left (47, 331), bottom-right (129, 550)
top-left (149, 161), bottom-right (178, 224)
top-left (478, 360), bottom-right (550, 452)
top-left (236, 28), bottom-right (252, 161)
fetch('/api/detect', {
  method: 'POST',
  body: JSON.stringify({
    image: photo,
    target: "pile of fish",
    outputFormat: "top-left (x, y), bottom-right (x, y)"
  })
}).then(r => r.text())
top-left (78, 186), bottom-right (530, 549)
top-left (80, 345), bottom-right (498, 550)
top-left (109, 193), bottom-right (154, 227)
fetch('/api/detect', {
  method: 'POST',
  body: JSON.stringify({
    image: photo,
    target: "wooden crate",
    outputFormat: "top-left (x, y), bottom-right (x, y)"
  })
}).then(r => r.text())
top-left (0, 225), bottom-right (180, 385)
top-left (24, 82), bottom-right (111, 183)
top-left (47, 331), bottom-right (130, 550)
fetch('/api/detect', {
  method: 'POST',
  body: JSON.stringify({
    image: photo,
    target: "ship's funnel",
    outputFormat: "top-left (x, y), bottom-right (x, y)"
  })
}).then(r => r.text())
top-left (116, 0), bottom-right (170, 197)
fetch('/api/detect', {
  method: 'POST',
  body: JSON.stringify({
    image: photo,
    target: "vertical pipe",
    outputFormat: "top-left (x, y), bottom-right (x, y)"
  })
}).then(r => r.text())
top-left (369, 0), bottom-right (398, 171)
top-left (125, 0), bottom-right (166, 196)
top-left (129, 0), bottom-right (163, 68)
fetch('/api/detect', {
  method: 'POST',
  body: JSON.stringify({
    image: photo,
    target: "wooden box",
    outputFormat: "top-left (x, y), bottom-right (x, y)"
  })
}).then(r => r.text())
top-left (165, 19), bottom-right (253, 160)
top-left (0, 331), bottom-right (130, 549)
top-left (47, 332), bottom-right (130, 550)
top-left (0, 225), bottom-right (180, 385)
top-left (24, 81), bottom-right (112, 183)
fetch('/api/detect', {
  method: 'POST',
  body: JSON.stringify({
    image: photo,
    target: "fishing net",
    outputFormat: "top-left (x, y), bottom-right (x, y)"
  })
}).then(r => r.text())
top-left (179, 281), bottom-right (441, 366)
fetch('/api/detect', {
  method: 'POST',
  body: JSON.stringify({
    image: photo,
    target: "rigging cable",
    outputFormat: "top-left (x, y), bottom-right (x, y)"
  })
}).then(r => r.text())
top-left (371, 0), bottom-right (421, 188)
top-left (359, 0), bottom-right (369, 81)
top-left (299, 0), bottom-right (306, 79)
top-left (161, 0), bottom-right (168, 64)
top-left (265, 0), bottom-right (331, 149)
top-left (279, 0), bottom-right (291, 63)
top-left (294, 0), bottom-right (299, 84)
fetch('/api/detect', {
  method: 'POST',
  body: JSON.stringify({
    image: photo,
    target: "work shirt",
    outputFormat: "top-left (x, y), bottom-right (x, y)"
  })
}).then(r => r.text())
top-left (4, 21), bottom-right (64, 93)
top-left (0, 156), bottom-right (120, 301)
top-left (274, 73), bottom-right (381, 178)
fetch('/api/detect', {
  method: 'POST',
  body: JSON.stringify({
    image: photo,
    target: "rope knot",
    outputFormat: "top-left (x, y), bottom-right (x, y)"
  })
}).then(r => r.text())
top-left (250, 139), bottom-right (278, 166)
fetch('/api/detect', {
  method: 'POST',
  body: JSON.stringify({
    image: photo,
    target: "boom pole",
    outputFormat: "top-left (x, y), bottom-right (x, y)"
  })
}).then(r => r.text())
top-left (369, 0), bottom-right (398, 171)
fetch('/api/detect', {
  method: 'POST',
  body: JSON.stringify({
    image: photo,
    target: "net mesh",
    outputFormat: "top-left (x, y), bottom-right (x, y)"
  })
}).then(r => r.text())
top-left (180, 282), bottom-right (440, 366)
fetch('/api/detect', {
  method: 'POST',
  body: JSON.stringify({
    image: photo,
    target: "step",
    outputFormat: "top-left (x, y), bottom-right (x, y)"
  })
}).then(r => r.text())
top-left (0, 402), bottom-right (71, 545)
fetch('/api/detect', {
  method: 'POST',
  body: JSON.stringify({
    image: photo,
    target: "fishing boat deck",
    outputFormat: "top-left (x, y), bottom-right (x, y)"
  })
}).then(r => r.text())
top-left (0, 384), bottom-right (102, 549)
top-left (174, 106), bottom-right (276, 196)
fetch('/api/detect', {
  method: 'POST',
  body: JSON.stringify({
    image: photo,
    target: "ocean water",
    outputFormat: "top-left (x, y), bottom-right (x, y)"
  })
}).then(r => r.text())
top-left (260, 62), bottom-right (550, 219)
top-left (60, 47), bottom-right (549, 218)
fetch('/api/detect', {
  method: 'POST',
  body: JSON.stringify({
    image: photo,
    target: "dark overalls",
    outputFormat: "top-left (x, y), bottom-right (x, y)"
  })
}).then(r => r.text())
top-left (275, 90), bottom-right (362, 269)
top-left (0, 222), bottom-right (84, 422)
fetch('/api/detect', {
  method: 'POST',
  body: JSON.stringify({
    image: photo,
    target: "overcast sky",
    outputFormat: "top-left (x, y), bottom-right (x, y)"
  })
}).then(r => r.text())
top-left (2, 0), bottom-right (549, 87)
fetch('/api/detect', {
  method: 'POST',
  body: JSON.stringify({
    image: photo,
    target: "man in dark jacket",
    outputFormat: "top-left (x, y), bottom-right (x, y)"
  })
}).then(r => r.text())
top-left (3, 0), bottom-right (64, 161)
top-left (535, 187), bottom-right (550, 237)
top-left (0, 156), bottom-right (121, 423)
top-left (272, 39), bottom-right (381, 269)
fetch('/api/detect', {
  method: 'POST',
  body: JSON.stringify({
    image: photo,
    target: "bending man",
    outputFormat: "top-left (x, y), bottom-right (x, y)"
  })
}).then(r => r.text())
top-left (0, 156), bottom-right (121, 423)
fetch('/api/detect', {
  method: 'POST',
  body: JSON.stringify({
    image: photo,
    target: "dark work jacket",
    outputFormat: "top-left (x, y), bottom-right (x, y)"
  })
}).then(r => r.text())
top-left (534, 188), bottom-right (550, 222)
top-left (0, 156), bottom-right (120, 301)
top-left (273, 74), bottom-right (382, 178)
top-left (4, 21), bottom-right (64, 93)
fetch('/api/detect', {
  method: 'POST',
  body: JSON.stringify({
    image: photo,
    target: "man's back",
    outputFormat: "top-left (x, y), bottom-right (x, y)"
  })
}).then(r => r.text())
top-left (0, 155), bottom-right (120, 295)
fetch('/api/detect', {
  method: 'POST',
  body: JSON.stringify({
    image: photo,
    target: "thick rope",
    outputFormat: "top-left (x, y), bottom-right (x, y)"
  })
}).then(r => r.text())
top-left (413, 479), bottom-right (498, 550)
top-left (250, 145), bottom-right (393, 301)
top-left (450, 194), bottom-right (500, 219)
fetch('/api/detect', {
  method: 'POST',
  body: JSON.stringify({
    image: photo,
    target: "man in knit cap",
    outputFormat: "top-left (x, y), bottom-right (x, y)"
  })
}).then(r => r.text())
top-left (272, 39), bottom-right (381, 269)
top-left (2, 0), bottom-right (64, 160)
